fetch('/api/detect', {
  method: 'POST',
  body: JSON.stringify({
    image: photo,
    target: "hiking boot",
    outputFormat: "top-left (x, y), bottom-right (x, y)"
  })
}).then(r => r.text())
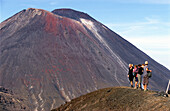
top-left (144, 89), bottom-right (148, 91)
top-left (131, 85), bottom-right (133, 88)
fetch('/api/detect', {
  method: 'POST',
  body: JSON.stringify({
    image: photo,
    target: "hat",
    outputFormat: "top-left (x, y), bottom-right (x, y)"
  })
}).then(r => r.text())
top-left (145, 61), bottom-right (148, 65)
top-left (138, 64), bottom-right (141, 66)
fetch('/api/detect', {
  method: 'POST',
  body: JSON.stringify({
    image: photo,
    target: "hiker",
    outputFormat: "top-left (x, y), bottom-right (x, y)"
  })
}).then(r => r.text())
top-left (137, 64), bottom-right (143, 89)
top-left (143, 61), bottom-right (152, 91)
top-left (133, 65), bottom-right (138, 89)
top-left (128, 64), bottom-right (134, 88)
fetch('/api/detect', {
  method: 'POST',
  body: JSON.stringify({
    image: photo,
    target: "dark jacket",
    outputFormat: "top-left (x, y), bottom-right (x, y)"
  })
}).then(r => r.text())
top-left (138, 67), bottom-right (143, 75)
top-left (128, 67), bottom-right (134, 76)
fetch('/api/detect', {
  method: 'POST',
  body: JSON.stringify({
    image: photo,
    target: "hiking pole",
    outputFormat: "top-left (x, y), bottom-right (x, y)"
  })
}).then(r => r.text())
top-left (166, 80), bottom-right (170, 94)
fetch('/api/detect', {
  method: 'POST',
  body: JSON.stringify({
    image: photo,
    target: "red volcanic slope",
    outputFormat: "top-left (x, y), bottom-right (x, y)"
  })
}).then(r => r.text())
top-left (0, 8), bottom-right (169, 111)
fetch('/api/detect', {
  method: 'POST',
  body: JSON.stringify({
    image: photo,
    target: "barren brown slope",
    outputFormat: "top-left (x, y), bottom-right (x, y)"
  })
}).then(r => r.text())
top-left (52, 87), bottom-right (170, 111)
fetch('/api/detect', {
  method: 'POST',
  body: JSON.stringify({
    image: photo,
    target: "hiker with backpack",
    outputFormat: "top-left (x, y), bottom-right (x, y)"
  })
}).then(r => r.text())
top-left (133, 65), bottom-right (138, 89)
top-left (143, 61), bottom-right (152, 91)
top-left (128, 64), bottom-right (134, 88)
top-left (137, 64), bottom-right (143, 89)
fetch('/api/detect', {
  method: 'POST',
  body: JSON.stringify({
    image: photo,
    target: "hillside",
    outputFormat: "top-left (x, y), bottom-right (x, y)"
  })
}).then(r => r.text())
top-left (53, 87), bottom-right (170, 111)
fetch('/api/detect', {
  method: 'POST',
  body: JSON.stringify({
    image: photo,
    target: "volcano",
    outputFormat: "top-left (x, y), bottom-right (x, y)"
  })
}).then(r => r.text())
top-left (0, 8), bottom-right (169, 110)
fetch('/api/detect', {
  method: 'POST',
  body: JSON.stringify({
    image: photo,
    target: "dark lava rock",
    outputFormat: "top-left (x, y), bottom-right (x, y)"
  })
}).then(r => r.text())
top-left (0, 86), bottom-right (29, 110)
top-left (153, 91), bottom-right (169, 97)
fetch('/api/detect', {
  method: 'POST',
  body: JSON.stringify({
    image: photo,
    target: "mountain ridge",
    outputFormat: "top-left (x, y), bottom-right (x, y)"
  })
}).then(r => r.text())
top-left (52, 87), bottom-right (170, 111)
top-left (52, 8), bottom-right (96, 22)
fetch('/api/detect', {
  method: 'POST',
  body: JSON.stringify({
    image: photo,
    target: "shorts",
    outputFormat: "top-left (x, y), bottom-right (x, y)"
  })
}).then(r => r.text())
top-left (143, 75), bottom-right (149, 85)
top-left (135, 77), bottom-right (138, 82)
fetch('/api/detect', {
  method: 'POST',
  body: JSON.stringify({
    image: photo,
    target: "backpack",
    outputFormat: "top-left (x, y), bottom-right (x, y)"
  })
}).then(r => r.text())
top-left (147, 72), bottom-right (152, 78)
top-left (133, 68), bottom-right (138, 77)
top-left (134, 67), bottom-right (138, 74)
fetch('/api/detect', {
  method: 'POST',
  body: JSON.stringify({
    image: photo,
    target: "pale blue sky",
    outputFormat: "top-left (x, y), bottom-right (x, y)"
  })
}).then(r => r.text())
top-left (0, 0), bottom-right (170, 69)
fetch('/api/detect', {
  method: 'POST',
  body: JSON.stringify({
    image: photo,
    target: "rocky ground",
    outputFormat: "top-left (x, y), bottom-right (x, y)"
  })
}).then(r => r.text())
top-left (52, 87), bottom-right (170, 111)
top-left (0, 86), bottom-right (29, 111)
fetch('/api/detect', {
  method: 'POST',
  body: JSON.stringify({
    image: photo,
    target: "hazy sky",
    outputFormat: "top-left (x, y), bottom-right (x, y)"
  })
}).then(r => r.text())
top-left (0, 0), bottom-right (170, 69)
